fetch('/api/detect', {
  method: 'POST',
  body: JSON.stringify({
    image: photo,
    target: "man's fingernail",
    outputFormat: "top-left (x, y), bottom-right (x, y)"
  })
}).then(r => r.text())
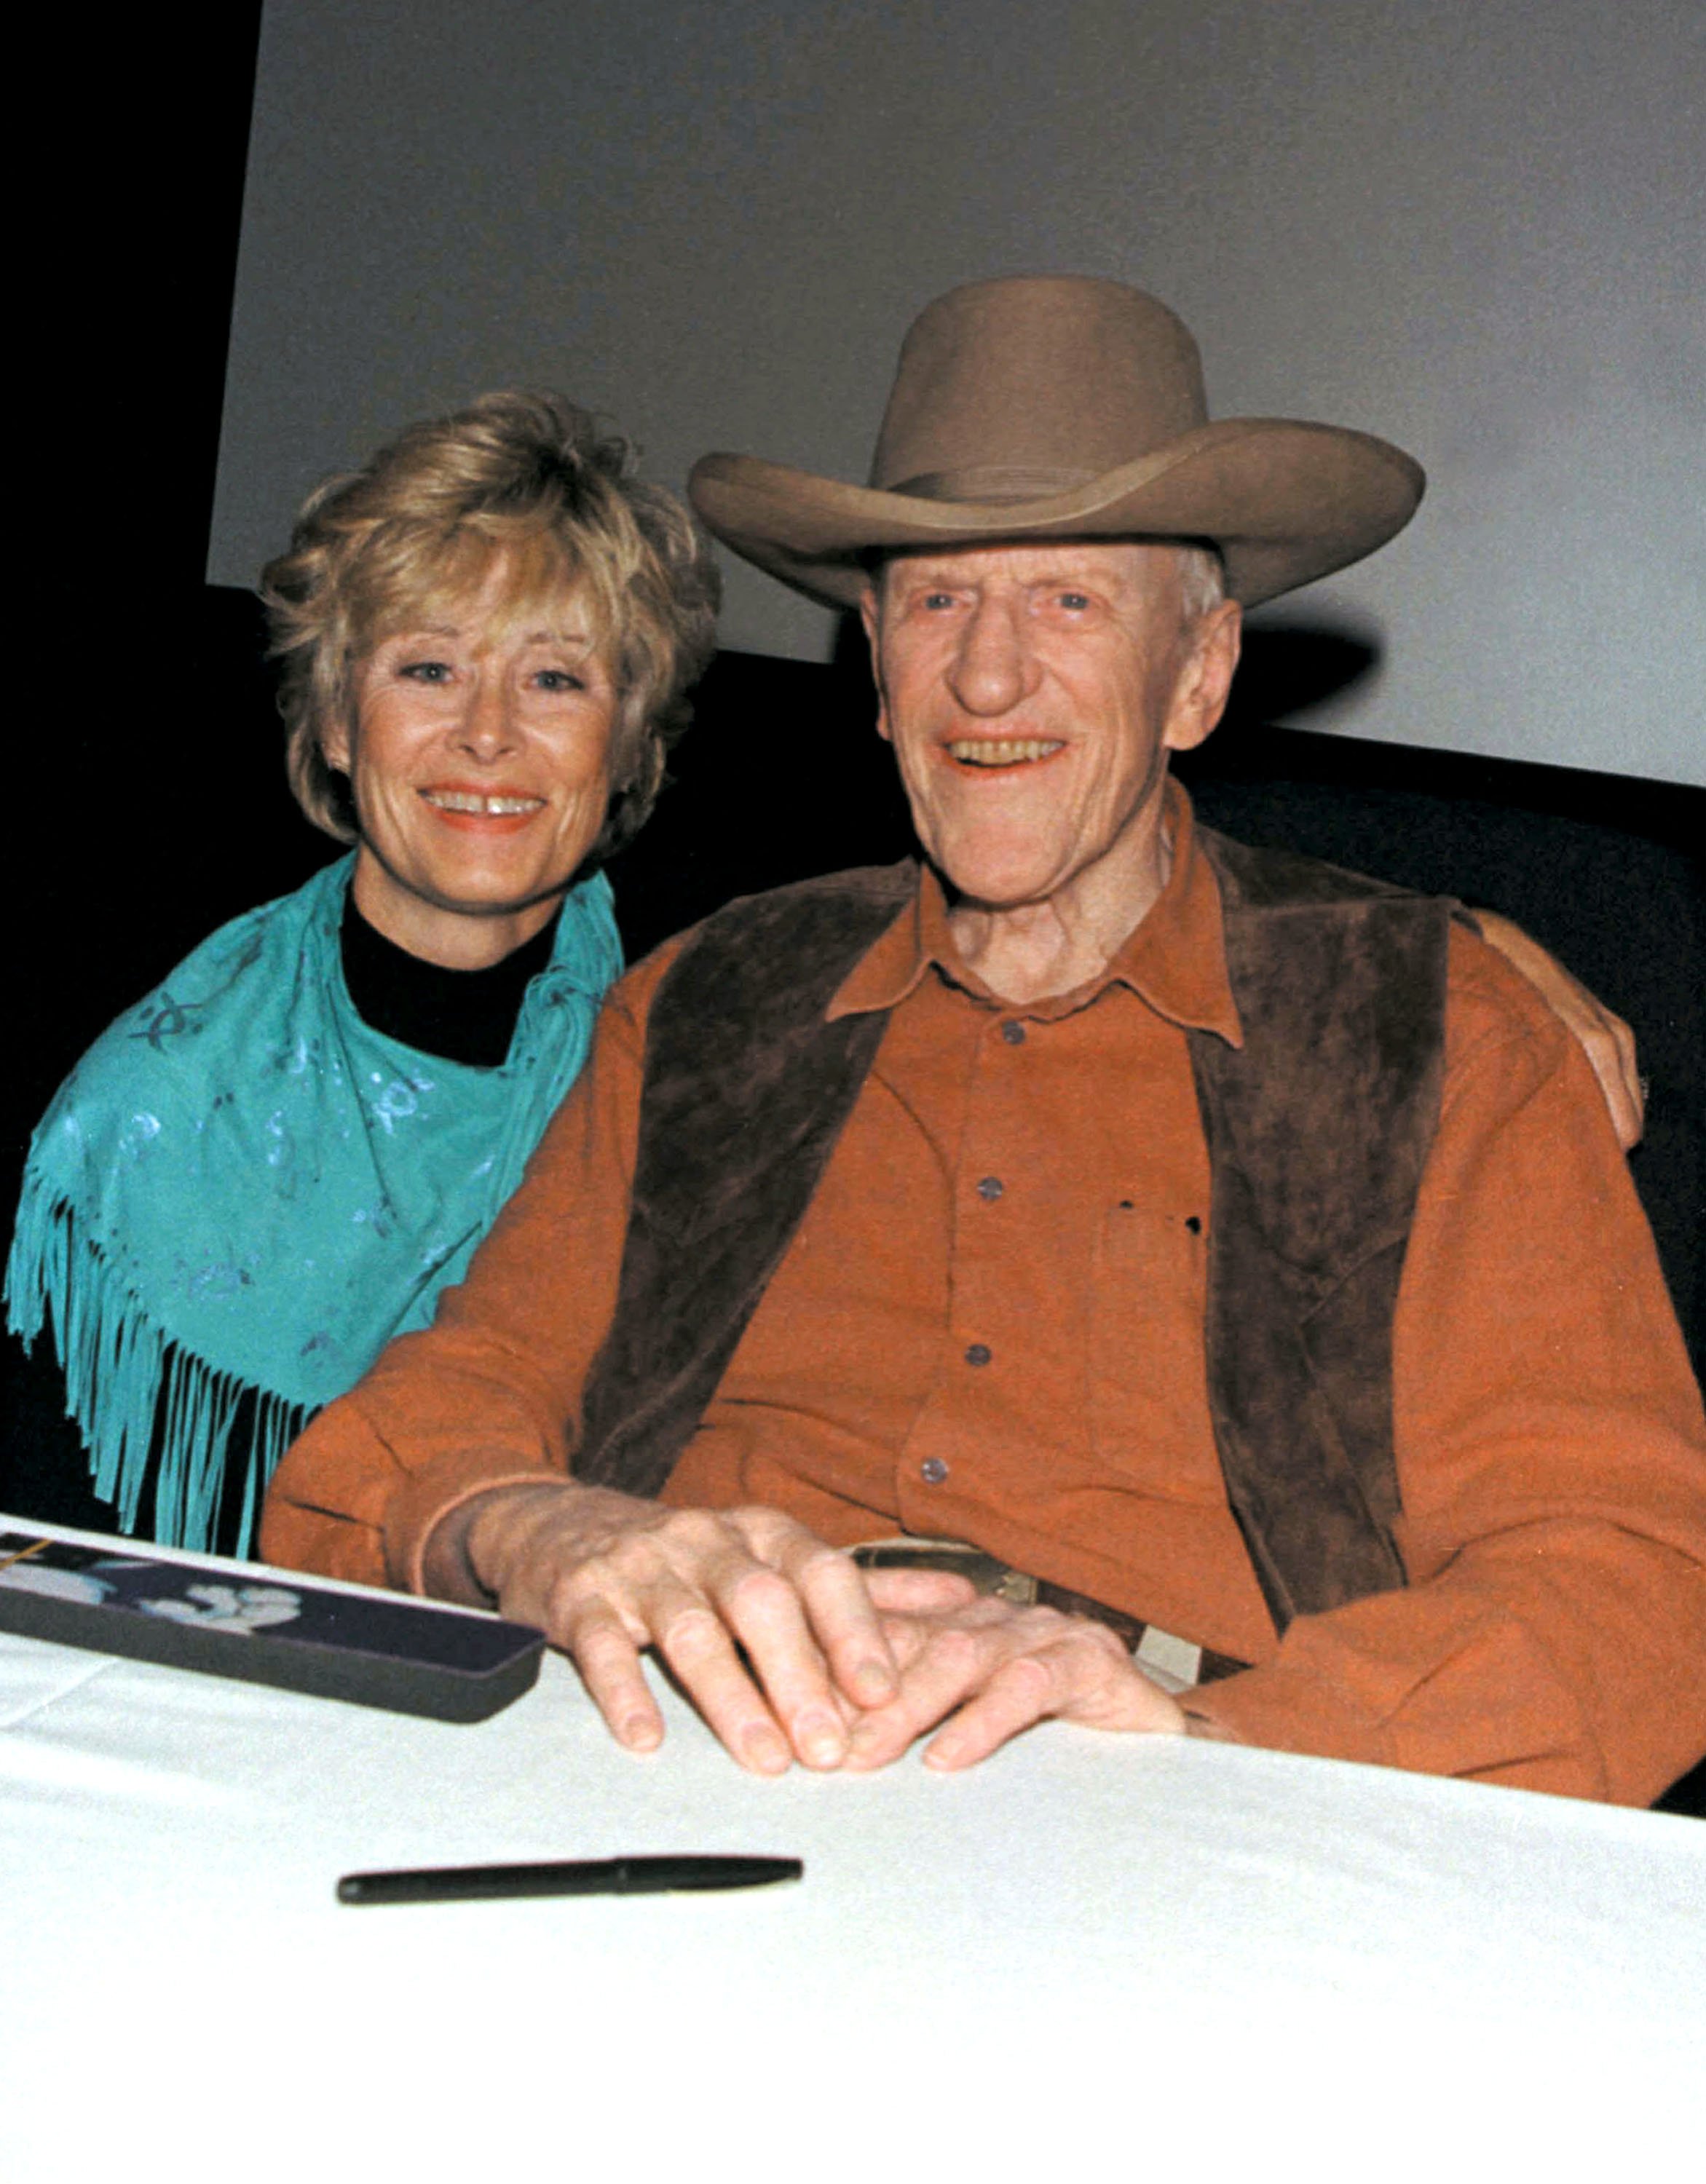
top-left (741, 1724), bottom-right (791, 1773)
top-left (845, 1718), bottom-right (882, 1759)
top-left (620, 1714), bottom-right (662, 1751)
top-left (795, 1712), bottom-right (845, 1768)
top-left (853, 1658), bottom-right (894, 1700)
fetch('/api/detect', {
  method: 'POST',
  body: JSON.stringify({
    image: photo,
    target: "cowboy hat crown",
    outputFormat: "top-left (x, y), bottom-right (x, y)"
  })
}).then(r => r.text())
top-left (690, 274), bottom-right (1423, 609)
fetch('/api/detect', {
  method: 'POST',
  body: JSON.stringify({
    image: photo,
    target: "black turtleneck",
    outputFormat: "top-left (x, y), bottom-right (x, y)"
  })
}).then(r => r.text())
top-left (338, 895), bottom-right (559, 1066)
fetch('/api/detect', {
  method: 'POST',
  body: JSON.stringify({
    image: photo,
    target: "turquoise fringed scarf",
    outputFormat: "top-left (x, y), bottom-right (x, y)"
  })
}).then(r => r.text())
top-left (5, 855), bottom-right (623, 1556)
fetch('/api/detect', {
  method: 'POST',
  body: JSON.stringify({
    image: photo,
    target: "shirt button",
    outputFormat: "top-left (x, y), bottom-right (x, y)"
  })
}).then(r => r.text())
top-left (964, 1342), bottom-right (992, 1366)
top-left (976, 1175), bottom-right (1004, 1202)
top-left (1000, 1021), bottom-right (1027, 1045)
top-left (920, 1457), bottom-right (949, 1484)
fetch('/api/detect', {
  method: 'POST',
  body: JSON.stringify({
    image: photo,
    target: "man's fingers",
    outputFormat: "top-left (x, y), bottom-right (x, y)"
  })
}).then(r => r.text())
top-left (559, 1597), bottom-right (666, 1754)
top-left (713, 1556), bottom-right (853, 1768)
top-left (649, 1585), bottom-right (796, 1775)
top-left (709, 1535), bottom-right (971, 1762)
top-left (788, 1548), bottom-right (957, 1710)
top-left (842, 1616), bottom-right (1007, 1770)
top-left (861, 1567), bottom-right (982, 1614)
top-left (924, 1634), bottom-right (1185, 1769)
top-left (724, 1519), bottom-right (972, 1725)
top-left (560, 1551), bottom-right (820, 1774)
top-left (844, 1605), bottom-right (1189, 1771)
top-left (921, 1649), bottom-right (1066, 1770)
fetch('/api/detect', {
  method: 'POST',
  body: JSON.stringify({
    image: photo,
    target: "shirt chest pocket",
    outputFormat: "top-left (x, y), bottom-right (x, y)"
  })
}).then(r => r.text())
top-left (1089, 1200), bottom-right (1225, 1503)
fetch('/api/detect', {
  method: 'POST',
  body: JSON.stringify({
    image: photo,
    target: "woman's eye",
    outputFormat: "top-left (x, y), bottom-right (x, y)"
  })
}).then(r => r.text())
top-left (398, 658), bottom-right (454, 684)
top-left (533, 668), bottom-right (585, 693)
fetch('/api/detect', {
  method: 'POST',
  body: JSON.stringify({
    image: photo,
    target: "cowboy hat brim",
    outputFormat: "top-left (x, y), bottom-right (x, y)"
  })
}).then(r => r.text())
top-left (690, 416), bottom-right (1424, 610)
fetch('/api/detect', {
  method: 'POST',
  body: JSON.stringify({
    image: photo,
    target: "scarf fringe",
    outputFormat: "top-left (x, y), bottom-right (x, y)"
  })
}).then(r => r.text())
top-left (5, 1184), bottom-right (309, 1557)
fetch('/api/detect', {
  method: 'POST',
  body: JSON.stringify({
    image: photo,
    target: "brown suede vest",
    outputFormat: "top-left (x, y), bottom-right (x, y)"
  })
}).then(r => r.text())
top-left (576, 831), bottom-right (1458, 1636)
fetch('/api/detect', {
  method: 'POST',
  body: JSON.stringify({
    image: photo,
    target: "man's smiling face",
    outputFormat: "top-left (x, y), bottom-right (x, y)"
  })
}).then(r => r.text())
top-left (861, 540), bottom-right (1237, 917)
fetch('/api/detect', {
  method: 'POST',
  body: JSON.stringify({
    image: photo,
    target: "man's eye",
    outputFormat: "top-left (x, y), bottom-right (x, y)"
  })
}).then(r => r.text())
top-left (920, 591), bottom-right (958, 611)
top-left (1056, 592), bottom-right (1092, 612)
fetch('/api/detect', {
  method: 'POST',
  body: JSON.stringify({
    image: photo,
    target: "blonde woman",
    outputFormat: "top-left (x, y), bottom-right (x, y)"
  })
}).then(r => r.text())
top-left (7, 392), bottom-right (718, 1554)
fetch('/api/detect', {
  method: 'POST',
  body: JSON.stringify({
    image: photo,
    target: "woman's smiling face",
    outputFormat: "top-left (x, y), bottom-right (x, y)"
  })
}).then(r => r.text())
top-left (325, 556), bottom-right (620, 968)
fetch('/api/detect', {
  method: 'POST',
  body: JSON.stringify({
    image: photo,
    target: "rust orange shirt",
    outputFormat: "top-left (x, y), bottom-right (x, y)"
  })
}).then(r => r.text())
top-left (264, 788), bottom-right (1706, 1803)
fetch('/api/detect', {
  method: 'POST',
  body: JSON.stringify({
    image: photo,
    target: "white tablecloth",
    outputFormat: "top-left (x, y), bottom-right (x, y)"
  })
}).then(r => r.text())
top-left (3, 1524), bottom-right (1702, 2181)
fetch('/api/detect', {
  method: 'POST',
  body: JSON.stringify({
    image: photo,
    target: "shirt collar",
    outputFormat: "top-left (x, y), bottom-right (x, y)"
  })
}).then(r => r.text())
top-left (829, 775), bottom-right (1243, 1047)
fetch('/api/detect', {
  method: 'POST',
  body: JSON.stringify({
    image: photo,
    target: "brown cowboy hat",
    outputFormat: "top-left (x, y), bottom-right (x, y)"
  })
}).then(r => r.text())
top-left (689, 275), bottom-right (1424, 609)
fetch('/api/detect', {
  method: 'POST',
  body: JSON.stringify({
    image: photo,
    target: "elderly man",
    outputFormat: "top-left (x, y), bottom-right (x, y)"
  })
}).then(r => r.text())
top-left (264, 278), bottom-right (1706, 1803)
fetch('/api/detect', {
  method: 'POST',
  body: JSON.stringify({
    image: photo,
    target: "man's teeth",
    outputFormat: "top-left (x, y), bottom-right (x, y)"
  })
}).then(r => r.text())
top-left (947, 739), bottom-right (1065, 767)
top-left (422, 790), bottom-right (545, 815)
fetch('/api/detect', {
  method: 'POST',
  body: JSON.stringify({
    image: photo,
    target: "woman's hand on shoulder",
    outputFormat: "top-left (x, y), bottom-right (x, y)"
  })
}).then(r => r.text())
top-left (1471, 910), bottom-right (1643, 1149)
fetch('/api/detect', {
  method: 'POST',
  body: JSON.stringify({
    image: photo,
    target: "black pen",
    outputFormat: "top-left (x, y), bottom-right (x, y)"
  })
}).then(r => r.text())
top-left (336, 1853), bottom-right (804, 1907)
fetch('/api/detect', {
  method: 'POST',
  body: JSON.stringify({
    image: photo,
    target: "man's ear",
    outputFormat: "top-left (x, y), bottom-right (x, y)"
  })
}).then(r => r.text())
top-left (858, 583), bottom-right (893, 745)
top-left (1164, 598), bottom-right (1242, 756)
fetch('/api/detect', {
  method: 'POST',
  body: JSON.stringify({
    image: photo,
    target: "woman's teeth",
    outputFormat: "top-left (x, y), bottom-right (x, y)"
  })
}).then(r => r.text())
top-left (422, 790), bottom-right (545, 815)
top-left (947, 739), bottom-right (1065, 767)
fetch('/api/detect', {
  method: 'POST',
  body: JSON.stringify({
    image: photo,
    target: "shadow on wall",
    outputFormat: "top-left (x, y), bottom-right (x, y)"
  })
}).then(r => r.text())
top-left (1219, 620), bottom-right (1383, 733)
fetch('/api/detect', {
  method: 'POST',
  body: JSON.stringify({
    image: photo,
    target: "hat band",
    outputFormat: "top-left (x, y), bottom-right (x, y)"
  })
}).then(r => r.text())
top-left (882, 463), bottom-right (1102, 505)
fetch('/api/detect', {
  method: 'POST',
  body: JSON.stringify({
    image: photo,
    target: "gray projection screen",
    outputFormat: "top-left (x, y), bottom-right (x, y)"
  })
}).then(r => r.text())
top-left (212, 1), bottom-right (1705, 787)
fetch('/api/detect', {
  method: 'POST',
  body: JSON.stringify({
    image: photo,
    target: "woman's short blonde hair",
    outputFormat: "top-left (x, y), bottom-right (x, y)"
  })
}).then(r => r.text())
top-left (263, 391), bottom-right (721, 861)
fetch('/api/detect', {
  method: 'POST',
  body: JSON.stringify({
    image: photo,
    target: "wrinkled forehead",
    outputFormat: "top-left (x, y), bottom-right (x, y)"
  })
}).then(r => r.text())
top-left (352, 523), bottom-right (617, 660)
top-left (869, 535), bottom-right (1187, 603)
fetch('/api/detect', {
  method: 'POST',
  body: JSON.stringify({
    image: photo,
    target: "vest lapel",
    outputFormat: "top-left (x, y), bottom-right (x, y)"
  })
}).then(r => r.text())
top-left (1190, 830), bottom-right (1453, 1626)
top-left (576, 865), bottom-right (915, 1497)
